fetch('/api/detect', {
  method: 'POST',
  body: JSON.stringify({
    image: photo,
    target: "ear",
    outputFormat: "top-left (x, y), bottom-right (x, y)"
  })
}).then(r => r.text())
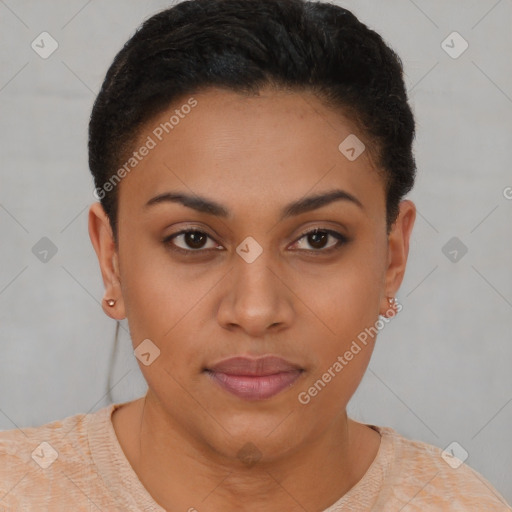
top-left (88, 202), bottom-right (126, 320)
top-left (380, 199), bottom-right (416, 316)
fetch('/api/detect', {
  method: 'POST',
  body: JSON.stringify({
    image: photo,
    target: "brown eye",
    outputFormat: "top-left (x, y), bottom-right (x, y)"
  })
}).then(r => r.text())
top-left (164, 230), bottom-right (219, 252)
top-left (182, 231), bottom-right (208, 249)
top-left (306, 230), bottom-right (329, 249)
top-left (163, 227), bottom-right (348, 256)
top-left (292, 228), bottom-right (348, 253)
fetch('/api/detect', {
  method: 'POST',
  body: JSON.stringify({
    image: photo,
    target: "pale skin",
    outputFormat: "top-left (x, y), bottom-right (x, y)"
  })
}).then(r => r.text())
top-left (89, 87), bottom-right (416, 511)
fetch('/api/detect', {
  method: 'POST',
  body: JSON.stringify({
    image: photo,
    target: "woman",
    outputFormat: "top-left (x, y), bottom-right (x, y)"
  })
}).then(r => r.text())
top-left (1, 0), bottom-right (510, 510)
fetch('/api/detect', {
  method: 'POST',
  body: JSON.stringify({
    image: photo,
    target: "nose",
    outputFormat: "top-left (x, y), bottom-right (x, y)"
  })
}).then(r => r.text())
top-left (216, 252), bottom-right (294, 337)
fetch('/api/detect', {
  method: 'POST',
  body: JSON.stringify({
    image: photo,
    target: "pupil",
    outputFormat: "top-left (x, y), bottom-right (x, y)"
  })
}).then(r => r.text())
top-left (309, 231), bottom-right (327, 249)
top-left (186, 232), bottom-right (206, 249)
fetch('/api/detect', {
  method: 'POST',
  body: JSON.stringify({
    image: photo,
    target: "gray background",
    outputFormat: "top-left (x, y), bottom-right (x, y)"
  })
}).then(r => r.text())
top-left (1, 0), bottom-right (511, 504)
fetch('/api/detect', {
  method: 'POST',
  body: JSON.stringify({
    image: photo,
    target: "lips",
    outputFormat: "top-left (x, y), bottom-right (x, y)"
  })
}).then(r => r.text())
top-left (207, 355), bottom-right (302, 376)
top-left (205, 356), bottom-right (304, 400)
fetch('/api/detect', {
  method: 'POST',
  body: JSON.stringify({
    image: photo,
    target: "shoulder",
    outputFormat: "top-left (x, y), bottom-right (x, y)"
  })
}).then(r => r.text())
top-left (0, 407), bottom-right (90, 466)
top-left (0, 406), bottom-right (114, 509)
top-left (376, 426), bottom-right (511, 511)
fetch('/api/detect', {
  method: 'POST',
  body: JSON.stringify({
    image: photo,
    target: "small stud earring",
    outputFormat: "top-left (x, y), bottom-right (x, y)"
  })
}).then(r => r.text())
top-left (105, 299), bottom-right (116, 307)
top-left (381, 296), bottom-right (397, 318)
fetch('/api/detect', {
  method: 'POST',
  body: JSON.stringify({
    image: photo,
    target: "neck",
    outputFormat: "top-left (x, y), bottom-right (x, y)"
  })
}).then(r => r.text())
top-left (112, 395), bottom-right (381, 511)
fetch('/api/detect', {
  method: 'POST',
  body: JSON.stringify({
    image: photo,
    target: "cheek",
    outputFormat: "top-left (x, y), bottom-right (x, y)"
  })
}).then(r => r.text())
top-left (118, 239), bottom-right (184, 343)
top-left (295, 242), bottom-right (386, 399)
top-left (301, 247), bottom-right (386, 342)
top-left (119, 240), bottom-right (213, 378)
top-left (296, 281), bottom-right (378, 413)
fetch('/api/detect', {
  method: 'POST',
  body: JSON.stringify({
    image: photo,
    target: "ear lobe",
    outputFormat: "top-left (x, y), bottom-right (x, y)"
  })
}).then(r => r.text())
top-left (88, 202), bottom-right (126, 320)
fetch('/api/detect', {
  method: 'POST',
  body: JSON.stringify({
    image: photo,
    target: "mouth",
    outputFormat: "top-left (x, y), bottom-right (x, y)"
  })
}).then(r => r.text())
top-left (204, 355), bottom-right (305, 401)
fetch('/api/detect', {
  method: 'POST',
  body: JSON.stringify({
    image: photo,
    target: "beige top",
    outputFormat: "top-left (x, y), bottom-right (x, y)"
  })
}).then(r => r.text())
top-left (0, 401), bottom-right (510, 511)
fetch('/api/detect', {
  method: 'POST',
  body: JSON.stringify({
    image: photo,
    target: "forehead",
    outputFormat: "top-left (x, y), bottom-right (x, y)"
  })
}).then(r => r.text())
top-left (117, 87), bottom-right (385, 220)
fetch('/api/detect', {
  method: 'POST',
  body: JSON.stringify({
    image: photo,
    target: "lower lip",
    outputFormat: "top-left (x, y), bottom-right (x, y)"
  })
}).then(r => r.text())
top-left (206, 370), bottom-right (303, 400)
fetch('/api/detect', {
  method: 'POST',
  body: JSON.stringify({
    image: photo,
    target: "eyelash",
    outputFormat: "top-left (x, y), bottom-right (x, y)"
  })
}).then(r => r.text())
top-left (162, 227), bottom-right (349, 256)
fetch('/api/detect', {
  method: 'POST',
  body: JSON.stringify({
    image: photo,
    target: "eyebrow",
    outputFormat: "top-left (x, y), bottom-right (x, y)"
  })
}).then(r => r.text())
top-left (144, 188), bottom-right (364, 220)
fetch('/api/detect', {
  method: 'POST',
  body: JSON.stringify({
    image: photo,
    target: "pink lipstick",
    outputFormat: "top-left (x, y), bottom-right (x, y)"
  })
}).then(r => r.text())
top-left (205, 355), bottom-right (303, 401)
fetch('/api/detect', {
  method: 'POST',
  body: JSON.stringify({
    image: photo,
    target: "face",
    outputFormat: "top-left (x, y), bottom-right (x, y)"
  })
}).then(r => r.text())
top-left (89, 87), bottom-right (415, 463)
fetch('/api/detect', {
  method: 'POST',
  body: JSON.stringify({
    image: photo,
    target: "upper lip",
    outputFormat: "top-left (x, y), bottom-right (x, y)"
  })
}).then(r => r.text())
top-left (206, 356), bottom-right (303, 376)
